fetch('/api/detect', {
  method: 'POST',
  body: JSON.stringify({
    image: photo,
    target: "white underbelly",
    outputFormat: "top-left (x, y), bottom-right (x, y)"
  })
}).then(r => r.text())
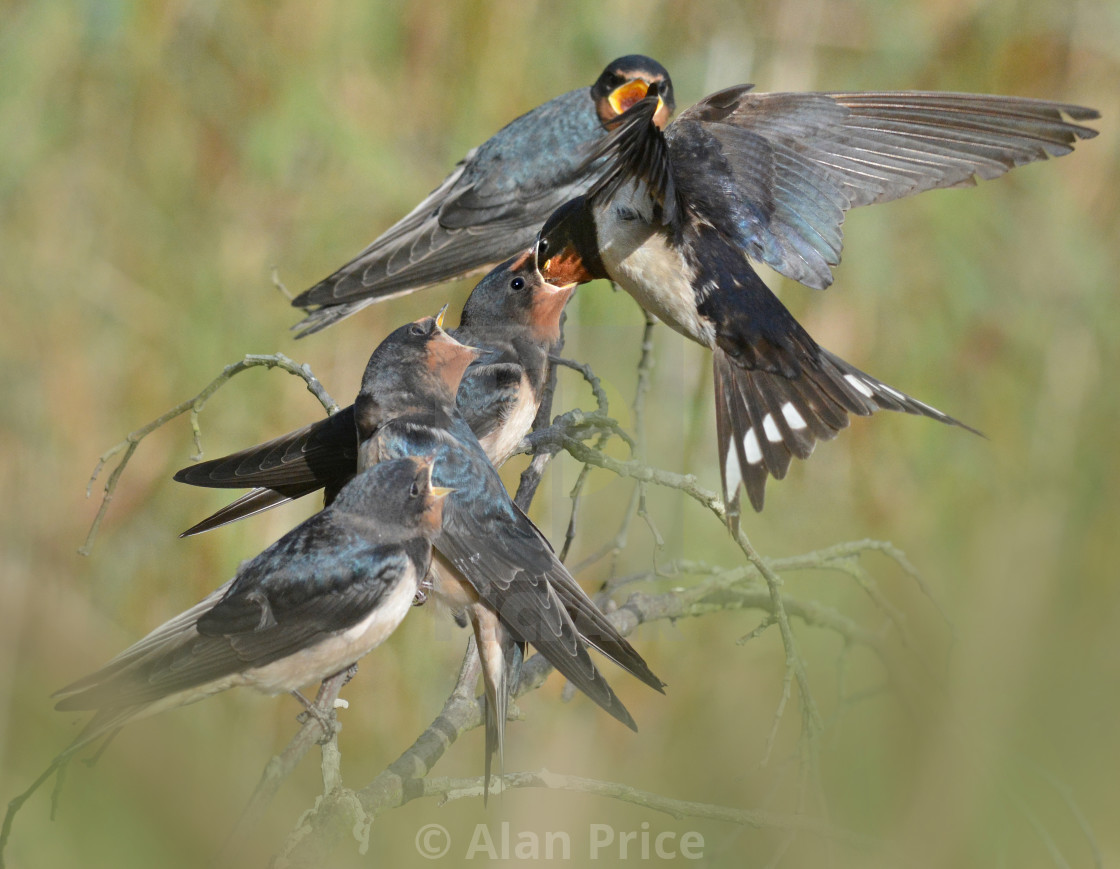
top-left (598, 222), bottom-right (713, 347)
top-left (477, 373), bottom-right (538, 466)
top-left (244, 571), bottom-right (419, 693)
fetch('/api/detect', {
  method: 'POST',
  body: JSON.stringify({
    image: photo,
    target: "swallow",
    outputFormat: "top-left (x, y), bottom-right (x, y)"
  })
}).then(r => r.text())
top-left (350, 314), bottom-right (663, 795)
top-left (50, 455), bottom-right (449, 756)
top-left (174, 252), bottom-right (573, 533)
top-left (175, 297), bottom-right (661, 795)
top-left (535, 81), bottom-right (1099, 528)
top-left (289, 55), bottom-right (674, 336)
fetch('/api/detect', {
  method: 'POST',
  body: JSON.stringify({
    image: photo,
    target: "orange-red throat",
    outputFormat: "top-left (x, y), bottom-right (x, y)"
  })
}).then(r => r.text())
top-left (425, 307), bottom-right (482, 396)
top-left (538, 247), bottom-right (596, 288)
top-left (529, 275), bottom-right (576, 344)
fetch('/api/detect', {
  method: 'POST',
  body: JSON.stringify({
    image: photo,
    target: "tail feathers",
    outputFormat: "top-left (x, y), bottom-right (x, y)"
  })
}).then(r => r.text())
top-left (498, 584), bottom-right (639, 736)
top-left (715, 346), bottom-right (979, 526)
top-left (471, 609), bottom-right (515, 802)
top-left (471, 608), bottom-right (526, 803)
top-left (179, 488), bottom-right (295, 537)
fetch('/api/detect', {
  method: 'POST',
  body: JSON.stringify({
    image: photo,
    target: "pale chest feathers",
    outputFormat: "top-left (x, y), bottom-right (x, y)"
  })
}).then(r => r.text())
top-left (595, 207), bottom-right (715, 347)
top-left (477, 372), bottom-right (538, 466)
top-left (243, 570), bottom-right (419, 694)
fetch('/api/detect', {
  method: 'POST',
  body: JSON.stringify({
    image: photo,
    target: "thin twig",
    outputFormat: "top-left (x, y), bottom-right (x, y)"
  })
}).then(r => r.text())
top-left (273, 562), bottom-right (915, 862)
top-left (81, 354), bottom-right (339, 555)
top-left (523, 425), bottom-right (823, 738)
top-left (215, 669), bottom-right (351, 863)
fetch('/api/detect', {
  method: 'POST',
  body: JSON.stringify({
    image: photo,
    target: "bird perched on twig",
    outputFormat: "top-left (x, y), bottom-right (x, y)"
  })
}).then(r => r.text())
top-left (351, 313), bottom-right (663, 795)
top-left (176, 278), bottom-right (663, 796)
top-left (52, 455), bottom-right (449, 758)
top-left (290, 55), bottom-right (674, 336)
top-left (534, 81), bottom-right (1098, 529)
top-left (176, 251), bottom-right (572, 534)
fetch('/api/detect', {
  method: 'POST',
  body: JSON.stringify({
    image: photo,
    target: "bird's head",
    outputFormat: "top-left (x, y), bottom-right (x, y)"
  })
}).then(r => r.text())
top-left (535, 196), bottom-right (608, 290)
top-left (592, 55), bottom-right (675, 131)
top-left (355, 310), bottom-right (481, 437)
top-left (459, 250), bottom-right (577, 347)
top-left (343, 455), bottom-right (453, 538)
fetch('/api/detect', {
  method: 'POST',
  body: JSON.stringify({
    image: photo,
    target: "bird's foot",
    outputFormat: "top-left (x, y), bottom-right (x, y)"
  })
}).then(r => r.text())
top-left (292, 690), bottom-right (339, 742)
top-left (412, 577), bottom-right (434, 607)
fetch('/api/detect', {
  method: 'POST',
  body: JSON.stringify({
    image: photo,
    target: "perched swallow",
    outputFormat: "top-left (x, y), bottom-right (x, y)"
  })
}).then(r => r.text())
top-left (51, 456), bottom-right (449, 754)
top-left (289, 55), bottom-right (674, 336)
top-left (175, 253), bottom-right (574, 533)
top-left (535, 82), bottom-right (1098, 527)
top-left (351, 315), bottom-right (662, 794)
top-left (176, 299), bottom-right (661, 795)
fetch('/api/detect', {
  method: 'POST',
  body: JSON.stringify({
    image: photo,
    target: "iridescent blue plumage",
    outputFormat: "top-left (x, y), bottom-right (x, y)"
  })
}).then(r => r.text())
top-left (50, 456), bottom-right (446, 748)
top-left (537, 81), bottom-right (1097, 527)
top-left (290, 56), bottom-right (674, 335)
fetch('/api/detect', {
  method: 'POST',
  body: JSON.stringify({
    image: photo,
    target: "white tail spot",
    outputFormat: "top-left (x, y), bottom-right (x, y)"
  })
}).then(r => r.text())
top-left (844, 374), bottom-right (875, 398)
top-left (725, 441), bottom-right (743, 495)
top-left (762, 413), bottom-right (782, 443)
top-left (744, 428), bottom-right (763, 465)
top-left (781, 402), bottom-right (807, 430)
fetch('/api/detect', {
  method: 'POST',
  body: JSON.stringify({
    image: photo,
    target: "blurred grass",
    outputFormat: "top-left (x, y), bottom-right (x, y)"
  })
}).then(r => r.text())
top-left (2, 0), bottom-right (1118, 866)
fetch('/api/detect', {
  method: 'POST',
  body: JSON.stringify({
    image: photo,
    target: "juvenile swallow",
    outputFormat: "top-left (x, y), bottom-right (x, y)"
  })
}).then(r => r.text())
top-left (289, 55), bottom-right (673, 336)
top-left (351, 315), bottom-right (663, 794)
top-left (175, 253), bottom-right (573, 533)
top-left (51, 455), bottom-right (449, 754)
top-left (176, 298), bottom-right (661, 794)
top-left (535, 82), bottom-right (1098, 527)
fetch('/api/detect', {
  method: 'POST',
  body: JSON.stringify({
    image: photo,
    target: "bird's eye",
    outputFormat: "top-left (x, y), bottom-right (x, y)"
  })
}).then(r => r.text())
top-left (510, 277), bottom-right (525, 291)
top-left (537, 237), bottom-right (549, 255)
top-left (410, 482), bottom-right (421, 497)
top-left (409, 323), bottom-right (425, 337)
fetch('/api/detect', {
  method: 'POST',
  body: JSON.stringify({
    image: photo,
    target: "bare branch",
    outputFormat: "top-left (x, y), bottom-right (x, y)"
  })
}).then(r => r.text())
top-left (81, 354), bottom-right (339, 555)
top-left (49, 324), bottom-right (1092, 869)
top-left (272, 560), bottom-right (918, 862)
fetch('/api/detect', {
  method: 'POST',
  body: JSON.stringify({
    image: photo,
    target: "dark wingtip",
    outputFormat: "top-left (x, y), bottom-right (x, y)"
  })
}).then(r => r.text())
top-left (290, 311), bottom-right (337, 339)
top-left (179, 517), bottom-right (218, 538)
top-left (178, 489), bottom-right (295, 537)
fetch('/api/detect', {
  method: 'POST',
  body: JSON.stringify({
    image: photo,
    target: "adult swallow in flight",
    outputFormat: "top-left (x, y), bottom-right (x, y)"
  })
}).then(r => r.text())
top-left (535, 81), bottom-right (1098, 528)
top-left (175, 252), bottom-right (573, 533)
top-left (289, 55), bottom-right (673, 336)
top-left (52, 455), bottom-right (449, 756)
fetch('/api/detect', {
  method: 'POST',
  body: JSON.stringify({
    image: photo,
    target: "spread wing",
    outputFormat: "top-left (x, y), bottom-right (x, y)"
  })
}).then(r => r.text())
top-left (291, 88), bottom-right (608, 334)
top-left (590, 85), bottom-right (1098, 289)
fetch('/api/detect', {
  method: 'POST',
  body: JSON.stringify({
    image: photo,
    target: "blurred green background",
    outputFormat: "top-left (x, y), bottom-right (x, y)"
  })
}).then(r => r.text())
top-left (2, 0), bottom-right (1117, 866)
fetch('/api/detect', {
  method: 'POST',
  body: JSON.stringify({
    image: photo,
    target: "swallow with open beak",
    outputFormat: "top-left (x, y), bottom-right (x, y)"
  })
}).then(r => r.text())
top-left (351, 314), bottom-right (662, 795)
top-left (175, 252), bottom-right (573, 533)
top-left (535, 81), bottom-right (1098, 529)
top-left (175, 286), bottom-right (661, 796)
top-left (289, 55), bottom-right (673, 336)
top-left (50, 455), bottom-right (449, 757)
